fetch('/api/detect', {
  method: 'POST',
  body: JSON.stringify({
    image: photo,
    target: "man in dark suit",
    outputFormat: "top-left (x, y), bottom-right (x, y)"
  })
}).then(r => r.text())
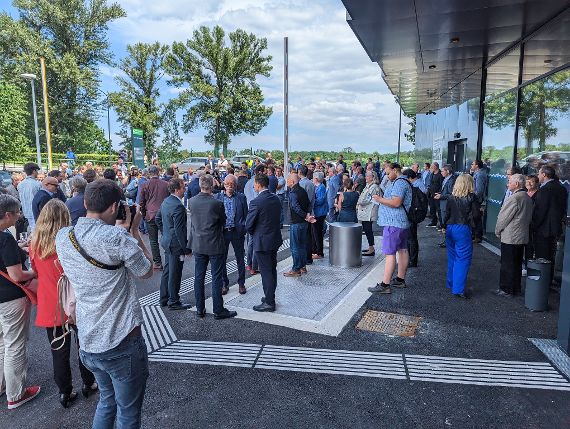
top-left (185, 171), bottom-right (203, 201)
top-left (246, 174), bottom-right (283, 312)
top-left (215, 174), bottom-right (248, 295)
top-left (156, 178), bottom-right (193, 310)
top-left (427, 162), bottom-right (443, 227)
top-left (205, 154), bottom-right (216, 171)
top-left (31, 177), bottom-right (58, 221)
top-left (139, 166), bottom-right (170, 270)
top-left (188, 174), bottom-right (237, 320)
top-left (65, 176), bottom-right (87, 225)
top-left (532, 165), bottom-right (568, 282)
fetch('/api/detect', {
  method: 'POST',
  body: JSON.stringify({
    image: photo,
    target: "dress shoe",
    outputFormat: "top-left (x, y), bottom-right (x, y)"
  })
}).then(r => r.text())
top-left (312, 254), bottom-right (323, 260)
top-left (300, 267), bottom-right (308, 274)
top-left (196, 310), bottom-right (206, 318)
top-left (453, 292), bottom-right (470, 299)
top-left (168, 302), bottom-right (192, 310)
top-left (253, 302), bottom-right (275, 312)
top-left (221, 286), bottom-right (229, 295)
top-left (283, 270), bottom-right (301, 277)
top-left (81, 383), bottom-right (98, 398)
top-left (493, 289), bottom-right (511, 297)
top-left (362, 250), bottom-right (375, 256)
top-left (59, 391), bottom-right (78, 408)
top-left (160, 301), bottom-right (168, 307)
top-left (153, 263), bottom-right (163, 270)
top-left (214, 309), bottom-right (237, 320)
top-left (238, 285), bottom-right (247, 294)
top-left (472, 238), bottom-right (482, 244)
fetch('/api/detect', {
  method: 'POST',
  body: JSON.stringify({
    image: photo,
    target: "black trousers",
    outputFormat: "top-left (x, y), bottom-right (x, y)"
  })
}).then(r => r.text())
top-left (306, 222), bottom-right (313, 263)
top-left (47, 325), bottom-right (95, 395)
top-left (407, 223), bottom-right (419, 265)
top-left (534, 235), bottom-right (557, 283)
top-left (159, 248), bottom-right (184, 306)
top-left (361, 221), bottom-right (375, 247)
top-left (428, 197), bottom-right (438, 225)
top-left (256, 250), bottom-right (278, 306)
top-left (500, 243), bottom-right (524, 295)
top-left (311, 216), bottom-right (326, 256)
top-left (222, 229), bottom-right (246, 287)
top-left (147, 219), bottom-right (162, 265)
top-left (524, 230), bottom-right (535, 267)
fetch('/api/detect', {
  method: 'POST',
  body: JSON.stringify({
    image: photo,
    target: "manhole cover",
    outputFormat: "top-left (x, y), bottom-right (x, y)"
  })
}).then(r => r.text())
top-left (356, 310), bottom-right (420, 337)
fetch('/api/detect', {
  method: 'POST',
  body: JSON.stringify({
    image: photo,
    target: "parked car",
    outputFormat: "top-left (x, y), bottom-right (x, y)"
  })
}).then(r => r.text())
top-left (0, 170), bottom-right (11, 188)
top-left (519, 151), bottom-right (570, 179)
top-left (230, 155), bottom-right (264, 166)
top-left (175, 157), bottom-right (210, 171)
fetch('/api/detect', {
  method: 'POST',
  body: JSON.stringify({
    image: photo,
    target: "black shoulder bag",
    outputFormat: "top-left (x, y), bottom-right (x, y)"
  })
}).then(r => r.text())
top-left (68, 229), bottom-right (124, 270)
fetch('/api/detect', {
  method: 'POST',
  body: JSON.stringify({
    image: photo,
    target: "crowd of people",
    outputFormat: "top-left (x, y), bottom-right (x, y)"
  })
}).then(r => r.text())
top-left (0, 151), bottom-right (567, 427)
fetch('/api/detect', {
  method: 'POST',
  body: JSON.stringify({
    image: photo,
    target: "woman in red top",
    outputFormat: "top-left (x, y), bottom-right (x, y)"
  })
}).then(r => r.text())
top-left (30, 199), bottom-right (97, 408)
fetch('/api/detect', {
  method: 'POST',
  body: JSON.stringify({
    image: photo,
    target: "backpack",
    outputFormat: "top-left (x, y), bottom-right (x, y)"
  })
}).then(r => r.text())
top-left (396, 178), bottom-right (428, 224)
top-left (51, 259), bottom-right (76, 351)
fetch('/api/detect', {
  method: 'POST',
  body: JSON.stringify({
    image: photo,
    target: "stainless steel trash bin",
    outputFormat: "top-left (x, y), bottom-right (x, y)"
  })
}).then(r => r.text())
top-left (525, 258), bottom-right (552, 311)
top-left (329, 222), bottom-right (362, 268)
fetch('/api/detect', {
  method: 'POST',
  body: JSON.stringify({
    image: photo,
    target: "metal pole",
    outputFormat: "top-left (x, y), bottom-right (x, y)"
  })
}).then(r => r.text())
top-left (283, 36), bottom-right (289, 176)
top-left (29, 79), bottom-right (42, 170)
top-left (40, 58), bottom-right (53, 170)
top-left (107, 97), bottom-right (112, 164)
top-left (397, 104), bottom-right (402, 164)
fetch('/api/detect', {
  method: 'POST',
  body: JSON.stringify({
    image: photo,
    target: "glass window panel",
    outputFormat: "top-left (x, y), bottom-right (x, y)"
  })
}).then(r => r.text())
top-left (516, 69), bottom-right (570, 182)
top-left (485, 46), bottom-right (521, 101)
top-left (522, 9), bottom-right (570, 83)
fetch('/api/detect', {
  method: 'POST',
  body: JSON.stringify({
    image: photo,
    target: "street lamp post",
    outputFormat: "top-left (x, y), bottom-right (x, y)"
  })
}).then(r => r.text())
top-left (97, 89), bottom-right (113, 165)
top-left (20, 73), bottom-right (42, 170)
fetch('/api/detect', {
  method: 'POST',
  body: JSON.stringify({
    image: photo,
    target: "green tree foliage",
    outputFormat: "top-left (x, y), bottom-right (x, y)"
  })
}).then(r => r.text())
top-left (109, 42), bottom-right (169, 159)
top-left (157, 104), bottom-right (183, 165)
top-left (0, 0), bottom-right (125, 153)
top-left (405, 115), bottom-right (416, 145)
top-left (165, 25), bottom-right (273, 156)
top-left (485, 70), bottom-right (570, 154)
top-left (0, 82), bottom-right (30, 162)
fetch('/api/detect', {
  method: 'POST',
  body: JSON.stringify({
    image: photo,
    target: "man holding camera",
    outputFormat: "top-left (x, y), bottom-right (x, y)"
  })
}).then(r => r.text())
top-left (56, 179), bottom-right (153, 428)
top-left (156, 178), bottom-right (193, 309)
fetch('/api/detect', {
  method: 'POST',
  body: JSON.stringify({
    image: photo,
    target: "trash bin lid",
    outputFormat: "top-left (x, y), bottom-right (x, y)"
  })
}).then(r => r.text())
top-left (330, 222), bottom-right (361, 228)
top-left (528, 258), bottom-right (552, 264)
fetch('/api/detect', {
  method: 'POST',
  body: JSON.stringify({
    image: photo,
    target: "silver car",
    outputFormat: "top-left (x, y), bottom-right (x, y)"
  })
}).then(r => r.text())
top-left (230, 155), bottom-right (264, 166)
top-left (175, 157), bottom-right (210, 171)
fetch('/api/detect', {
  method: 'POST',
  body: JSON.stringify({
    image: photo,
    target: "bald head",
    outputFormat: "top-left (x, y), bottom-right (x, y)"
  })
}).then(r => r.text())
top-left (224, 174), bottom-right (237, 196)
top-left (42, 177), bottom-right (59, 193)
top-left (287, 172), bottom-right (299, 188)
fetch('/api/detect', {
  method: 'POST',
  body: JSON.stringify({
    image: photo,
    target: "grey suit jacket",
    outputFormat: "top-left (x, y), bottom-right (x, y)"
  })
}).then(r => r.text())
top-left (187, 192), bottom-right (226, 255)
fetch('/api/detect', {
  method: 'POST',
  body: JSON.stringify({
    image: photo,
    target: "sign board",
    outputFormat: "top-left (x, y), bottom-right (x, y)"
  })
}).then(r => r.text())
top-left (132, 128), bottom-right (145, 169)
top-left (433, 137), bottom-right (443, 167)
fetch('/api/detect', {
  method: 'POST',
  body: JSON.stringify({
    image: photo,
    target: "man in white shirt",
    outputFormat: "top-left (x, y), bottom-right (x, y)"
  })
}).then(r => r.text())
top-left (17, 162), bottom-right (41, 230)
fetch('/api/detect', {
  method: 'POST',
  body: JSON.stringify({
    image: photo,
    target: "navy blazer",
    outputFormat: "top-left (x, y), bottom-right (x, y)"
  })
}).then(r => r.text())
top-left (246, 190), bottom-right (283, 252)
top-left (65, 193), bottom-right (86, 226)
top-left (185, 178), bottom-right (201, 200)
top-left (214, 191), bottom-right (248, 236)
top-left (32, 189), bottom-right (54, 221)
top-left (156, 195), bottom-right (191, 255)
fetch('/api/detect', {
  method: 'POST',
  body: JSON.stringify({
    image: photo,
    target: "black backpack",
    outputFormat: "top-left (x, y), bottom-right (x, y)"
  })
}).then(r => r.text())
top-left (396, 178), bottom-right (428, 224)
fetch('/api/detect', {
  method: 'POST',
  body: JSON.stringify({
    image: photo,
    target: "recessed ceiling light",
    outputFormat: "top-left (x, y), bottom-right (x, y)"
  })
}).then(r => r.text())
top-left (428, 64), bottom-right (436, 69)
top-left (544, 59), bottom-right (553, 64)
top-left (450, 37), bottom-right (460, 43)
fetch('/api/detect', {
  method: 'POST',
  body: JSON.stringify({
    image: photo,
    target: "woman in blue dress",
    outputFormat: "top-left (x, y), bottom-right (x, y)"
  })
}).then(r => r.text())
top-left (336, 177), bottom-right (359, 223)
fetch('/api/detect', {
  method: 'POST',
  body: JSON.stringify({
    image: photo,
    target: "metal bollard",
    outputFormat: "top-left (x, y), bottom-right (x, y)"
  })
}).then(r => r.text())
top-left (525, 258), bottom-right (552, 312)
top-left (329, 222), bottom-right (362, 268)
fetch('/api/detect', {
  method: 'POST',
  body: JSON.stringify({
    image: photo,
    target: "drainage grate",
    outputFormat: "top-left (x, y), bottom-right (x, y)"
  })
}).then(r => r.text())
top-left (356, 310), bottom-right (421, 337)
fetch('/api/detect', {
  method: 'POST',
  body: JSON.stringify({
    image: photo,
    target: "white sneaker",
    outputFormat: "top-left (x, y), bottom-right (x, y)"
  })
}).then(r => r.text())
top-left (521, 269), bottom-right (527, 277)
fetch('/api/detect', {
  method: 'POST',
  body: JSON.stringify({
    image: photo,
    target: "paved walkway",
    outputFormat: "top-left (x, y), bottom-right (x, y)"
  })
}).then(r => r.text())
top-left (1, 222), bottom-right (569, 428)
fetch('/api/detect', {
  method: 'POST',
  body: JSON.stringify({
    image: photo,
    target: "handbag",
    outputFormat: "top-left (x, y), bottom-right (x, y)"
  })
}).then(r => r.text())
top-left (0, 270), bottom-right (38, 305)
top-left (51, 259), bottom-right (76, 351)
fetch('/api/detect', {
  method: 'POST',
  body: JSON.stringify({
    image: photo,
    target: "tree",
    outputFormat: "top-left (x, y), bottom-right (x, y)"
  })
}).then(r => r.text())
top-left (404, 115), bottom-right (416, 145)
top-left (157, 105), bottom-right (183, 165)
top-left (165, 25), bottom-right (273, 156)
top-left (0, 0), bottom-right (125, 153)
top-left (485, 70), bottom-right (570, 154)
top-left (0, 82), bottom-right (30, 163)
top-left (109, 42), bottom-right (169, 159)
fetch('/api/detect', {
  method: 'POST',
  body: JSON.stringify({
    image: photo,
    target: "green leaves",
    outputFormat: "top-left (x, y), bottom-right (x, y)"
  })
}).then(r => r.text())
top-left (165, 25), bottom-right (273, 156)
top-left (0, 82), bottom-right (31, 163)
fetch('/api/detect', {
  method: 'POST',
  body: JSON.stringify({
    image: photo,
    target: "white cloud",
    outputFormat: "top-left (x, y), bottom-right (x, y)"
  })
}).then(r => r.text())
top-left (103, 0), bottom-right (412, 153)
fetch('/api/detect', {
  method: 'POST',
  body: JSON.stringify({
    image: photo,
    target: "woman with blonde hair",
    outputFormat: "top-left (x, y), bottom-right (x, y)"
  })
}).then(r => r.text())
top-left (443, 174), bottom-right (481, 298)
top-left (29, 199), bottom-right (97, 408)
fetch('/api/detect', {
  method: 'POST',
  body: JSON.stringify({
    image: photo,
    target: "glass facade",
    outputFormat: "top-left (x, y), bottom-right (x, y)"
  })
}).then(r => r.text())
top-left (416, 7), bottom-right (570, 241)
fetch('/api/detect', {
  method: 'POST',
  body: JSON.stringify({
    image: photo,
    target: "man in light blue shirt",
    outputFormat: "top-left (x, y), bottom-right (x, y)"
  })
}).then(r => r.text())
top-left (326, 165), bottom-right (343, 221)
top-left (369, 163), bottom-right (412, 294)
top-left (17, 162), bottom-right (41, 230)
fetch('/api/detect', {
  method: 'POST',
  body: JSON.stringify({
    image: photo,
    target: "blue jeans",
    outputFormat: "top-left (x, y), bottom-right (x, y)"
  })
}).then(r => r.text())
top-left (446, 224), bottom-right (473, 294)
top-left (194, 253), bottom-right (225, 314)
top-left (290, 222), bottom-right (308, 271)
top-left (246, 234), bottom-right (258, 270)
top-left (277, 193), bottom-right (285, 227)
top-left (79, 333), bottom-right (149, 429)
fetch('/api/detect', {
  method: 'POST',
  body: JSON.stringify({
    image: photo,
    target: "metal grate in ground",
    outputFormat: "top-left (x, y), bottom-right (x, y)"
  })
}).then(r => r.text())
top-left (356, 310), bottom-right (421, 337)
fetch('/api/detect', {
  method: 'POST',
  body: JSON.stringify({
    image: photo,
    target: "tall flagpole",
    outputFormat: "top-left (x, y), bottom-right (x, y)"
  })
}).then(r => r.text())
top-left (40, 57), bottom-right (53, 170)
top-left (283, 37), bottom-right (289, 176)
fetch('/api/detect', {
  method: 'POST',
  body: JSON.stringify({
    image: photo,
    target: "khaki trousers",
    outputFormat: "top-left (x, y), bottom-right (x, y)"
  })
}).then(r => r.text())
top-left (0, 296), bottom-right (31, 402)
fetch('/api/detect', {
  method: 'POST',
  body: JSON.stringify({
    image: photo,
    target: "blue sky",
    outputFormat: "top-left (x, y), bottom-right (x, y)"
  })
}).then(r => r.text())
top-left (1, 0), bottom-right (412, 154)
